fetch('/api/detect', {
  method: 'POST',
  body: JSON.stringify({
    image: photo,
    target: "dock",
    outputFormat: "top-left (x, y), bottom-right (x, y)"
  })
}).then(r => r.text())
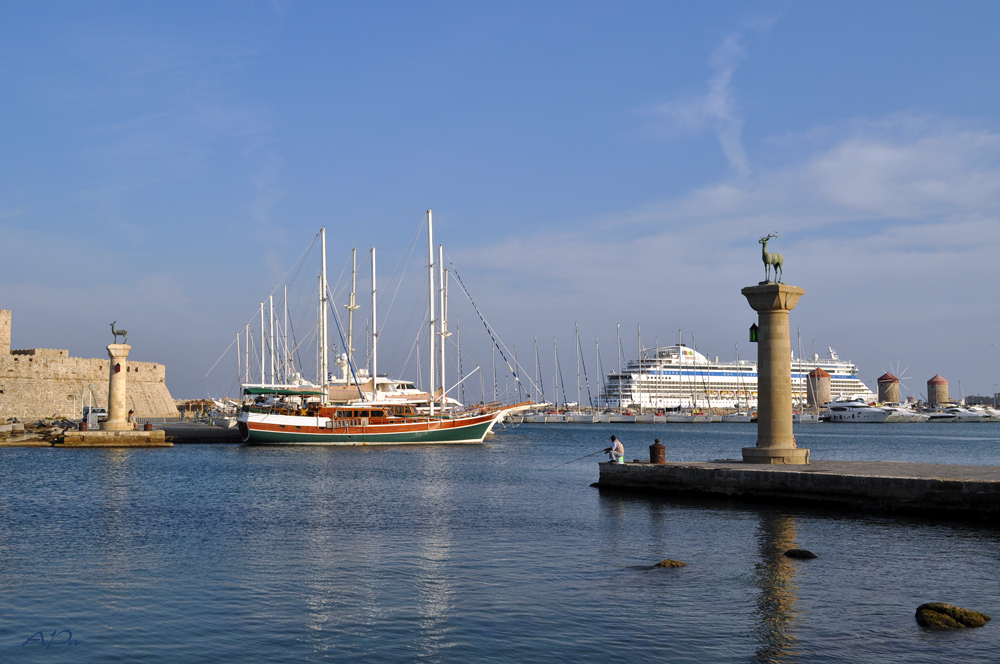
top-left (595, 460), bottom-right (1000, 519)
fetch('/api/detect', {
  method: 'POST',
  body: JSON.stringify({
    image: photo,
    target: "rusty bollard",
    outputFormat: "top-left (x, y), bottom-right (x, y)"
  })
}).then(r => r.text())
top-left (144, 422), bottom-right (153, 431)
top-left (650, 438), bottom-right (666, 464)
top-left (79, 421), bottom-right (88, 432)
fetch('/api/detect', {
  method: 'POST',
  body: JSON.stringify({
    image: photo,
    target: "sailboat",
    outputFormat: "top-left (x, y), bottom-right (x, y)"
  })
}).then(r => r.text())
top-left (237, 213), bottom-right (531, 445)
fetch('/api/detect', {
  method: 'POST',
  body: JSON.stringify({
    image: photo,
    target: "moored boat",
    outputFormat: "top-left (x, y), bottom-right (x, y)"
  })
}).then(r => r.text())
top-left (821, 399), bottom-right (892, 423)
top-left (238, 400), bottom-right (530, 445)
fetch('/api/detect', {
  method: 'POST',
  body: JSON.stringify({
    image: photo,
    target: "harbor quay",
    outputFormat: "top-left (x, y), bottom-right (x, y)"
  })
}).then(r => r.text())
top-left (595, 459), bottom-right (1000, 520)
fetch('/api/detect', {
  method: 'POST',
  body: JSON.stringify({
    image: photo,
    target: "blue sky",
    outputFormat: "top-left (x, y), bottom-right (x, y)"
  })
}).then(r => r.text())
top-left (2, 1), bottom-right (1000, 401)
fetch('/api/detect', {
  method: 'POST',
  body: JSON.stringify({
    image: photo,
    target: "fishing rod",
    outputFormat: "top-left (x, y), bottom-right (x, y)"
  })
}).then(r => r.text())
top-left (552, 448), bottom-right (608, 469)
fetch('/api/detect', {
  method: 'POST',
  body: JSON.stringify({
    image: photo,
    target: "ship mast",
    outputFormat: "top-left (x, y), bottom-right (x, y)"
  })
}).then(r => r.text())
top-left (438, 244), bottom-right (448, 410)
top-left (283, 286), bottom-right (289, 383)
top-left (371, 247), bottom-right (378, 395)
top-left (427, 211), bottom-right (436, 416)
top-left (320, 227), bottom-right (329, 399)
top-left (575, 322), bottom-right (581, 411)
top-left (553, 337), bottom-right (558, 409)
top-left (345, 247), bottom-right (359, 383)
top-left (637, 324), bottom-right (642, 413)
top-left (269, 295), bottom-right (275, 385)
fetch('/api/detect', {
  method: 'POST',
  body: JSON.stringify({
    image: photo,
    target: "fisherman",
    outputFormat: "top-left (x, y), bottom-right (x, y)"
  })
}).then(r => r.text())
top-left (605, 435), bottom-right (625, 463)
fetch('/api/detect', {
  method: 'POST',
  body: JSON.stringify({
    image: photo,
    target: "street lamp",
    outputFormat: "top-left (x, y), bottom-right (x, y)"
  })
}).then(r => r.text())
top-left (994, 384), bottom-right (998, 409)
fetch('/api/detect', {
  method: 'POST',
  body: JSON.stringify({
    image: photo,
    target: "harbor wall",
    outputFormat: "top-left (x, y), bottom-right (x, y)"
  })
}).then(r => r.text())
top-left (0, 310), bottom-right (177, 420)
top-left (596, 461), bottom-right (1000, 519)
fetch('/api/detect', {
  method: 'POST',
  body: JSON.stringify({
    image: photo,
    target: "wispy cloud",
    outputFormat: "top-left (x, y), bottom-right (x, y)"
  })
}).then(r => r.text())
top-left (646, 34), bottom-right (751, 176)
top-left (0, 206), bottom-right (28, 220)
top-left (456, 114), bottom-right (1000, 391)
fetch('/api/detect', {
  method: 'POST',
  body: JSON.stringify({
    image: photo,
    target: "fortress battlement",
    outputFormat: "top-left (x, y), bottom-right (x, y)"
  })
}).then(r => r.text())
top-left (0, 309), bottom-right (177, 421)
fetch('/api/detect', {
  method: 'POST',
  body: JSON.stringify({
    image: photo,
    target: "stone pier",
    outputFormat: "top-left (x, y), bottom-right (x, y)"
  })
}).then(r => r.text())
top-left (741, 283), bottom-right (809, 464)
top-left (596, 460), bottom-right (1000, 520)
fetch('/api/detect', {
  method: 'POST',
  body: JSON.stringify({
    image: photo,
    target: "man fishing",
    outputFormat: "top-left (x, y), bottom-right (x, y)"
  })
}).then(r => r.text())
top-left (605, 435), bottom-right (624, 464)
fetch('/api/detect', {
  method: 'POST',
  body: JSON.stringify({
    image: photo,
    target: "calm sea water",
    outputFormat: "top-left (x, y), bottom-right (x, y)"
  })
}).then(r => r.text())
top-left (2, 423), bottom-right (1000, 663)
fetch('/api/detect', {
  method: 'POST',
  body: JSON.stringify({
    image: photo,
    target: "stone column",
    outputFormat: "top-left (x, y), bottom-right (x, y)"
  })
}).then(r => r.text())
top-left (741, 284), bottom-right (809, 464)
top-left (102, 343), bottom-right (131, 431)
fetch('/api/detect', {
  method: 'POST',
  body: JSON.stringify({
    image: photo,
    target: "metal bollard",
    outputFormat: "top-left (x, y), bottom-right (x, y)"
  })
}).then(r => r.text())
top-left (79, 421), bottom-right (88, 432)
top-left (144, 422), bottom-right (153, 431)
top-left (649, 438), bottom-right (666, 464)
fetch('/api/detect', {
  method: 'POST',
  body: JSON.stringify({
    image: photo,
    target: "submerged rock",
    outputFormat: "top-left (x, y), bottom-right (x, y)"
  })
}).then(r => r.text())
top-left (653, 559), bottom-right (686, 568)
top-left (783, 548), bottom-right (817, 559)
top-left (916, 603), bottom-right (991, 630)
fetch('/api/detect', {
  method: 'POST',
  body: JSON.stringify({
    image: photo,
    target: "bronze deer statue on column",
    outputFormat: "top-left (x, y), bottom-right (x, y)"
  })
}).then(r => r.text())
top-left (110, 322), bottom-right (128, 344)
top-left (759, 233), bottom-right (783, 283)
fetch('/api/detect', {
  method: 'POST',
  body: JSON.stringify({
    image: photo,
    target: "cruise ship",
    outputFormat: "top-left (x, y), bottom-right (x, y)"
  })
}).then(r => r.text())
top-left (599, 345), bottom-right (875, 410)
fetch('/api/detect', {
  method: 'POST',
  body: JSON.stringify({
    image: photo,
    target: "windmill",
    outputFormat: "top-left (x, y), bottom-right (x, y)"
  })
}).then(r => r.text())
top-left (877, 361), bottom-right (913, 404)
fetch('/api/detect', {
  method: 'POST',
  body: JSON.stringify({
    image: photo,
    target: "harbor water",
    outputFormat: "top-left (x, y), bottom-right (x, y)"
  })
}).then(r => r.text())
top-left (2, 423), bottom-right (1000, 662)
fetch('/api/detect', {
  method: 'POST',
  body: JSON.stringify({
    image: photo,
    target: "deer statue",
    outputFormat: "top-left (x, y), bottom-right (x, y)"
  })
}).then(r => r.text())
top-left (759, 233), bottom-right (783, 283)
top-left (110, 321), bottom-right (128, 344)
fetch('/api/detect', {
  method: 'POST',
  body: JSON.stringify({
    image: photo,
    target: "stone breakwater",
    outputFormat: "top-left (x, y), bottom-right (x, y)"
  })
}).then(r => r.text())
top-left (595, 460), bottom-right (1000, 519)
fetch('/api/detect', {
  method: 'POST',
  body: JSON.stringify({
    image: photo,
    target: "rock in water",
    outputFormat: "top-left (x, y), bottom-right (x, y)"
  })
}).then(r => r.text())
top-left (916, 603), bottom-right (991, 630)
top-left (653, 559), bottom-right (686, 568)
top-left (783, 548), bottom-right (817, 559)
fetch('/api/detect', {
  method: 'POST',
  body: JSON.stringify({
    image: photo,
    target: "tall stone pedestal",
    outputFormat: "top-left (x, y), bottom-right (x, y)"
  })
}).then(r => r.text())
top-left (742, 283), bottom-right (810, 464)
top-left (102, 343), bottom-right (131, 431)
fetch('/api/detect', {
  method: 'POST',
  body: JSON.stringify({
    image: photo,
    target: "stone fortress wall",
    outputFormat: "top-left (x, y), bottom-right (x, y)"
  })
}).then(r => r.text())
top-left (0, 310), bottom-right (177, 420)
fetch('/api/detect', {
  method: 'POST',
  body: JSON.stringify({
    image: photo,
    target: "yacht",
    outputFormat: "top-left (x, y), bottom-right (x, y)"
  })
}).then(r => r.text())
top-left (821, 399), bottom-right (892, 423)
top-left (943, 406), bottom-right (984, 422)
top-left (882, 405), bottom-right (930, 423)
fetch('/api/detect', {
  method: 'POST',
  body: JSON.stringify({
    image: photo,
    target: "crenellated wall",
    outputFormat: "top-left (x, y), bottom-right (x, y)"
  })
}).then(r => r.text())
top-left (0, 310), bottom-right (177, 420)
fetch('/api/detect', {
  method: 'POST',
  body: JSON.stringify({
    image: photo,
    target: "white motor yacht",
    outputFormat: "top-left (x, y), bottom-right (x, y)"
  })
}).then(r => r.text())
top-left (943, 407), bottom-right (984, 422)
top-left (821, 399), bottom-right (892, 423)
top-left (883, 406), bottom-right (929, 423)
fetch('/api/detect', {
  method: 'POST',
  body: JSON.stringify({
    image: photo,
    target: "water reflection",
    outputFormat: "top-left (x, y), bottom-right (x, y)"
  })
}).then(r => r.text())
top-left (413, 447), bottom-right (456, 660)
top-left (751, 512), bottom-right (802, 663)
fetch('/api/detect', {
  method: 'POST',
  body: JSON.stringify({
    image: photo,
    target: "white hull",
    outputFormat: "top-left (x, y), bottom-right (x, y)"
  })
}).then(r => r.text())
top-left (601, 344), bottom-right (875, 411)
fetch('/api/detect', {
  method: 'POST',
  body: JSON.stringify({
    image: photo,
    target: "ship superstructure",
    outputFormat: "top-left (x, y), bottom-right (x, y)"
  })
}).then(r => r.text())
top-left (600, 344), bottom-right (875, 410)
